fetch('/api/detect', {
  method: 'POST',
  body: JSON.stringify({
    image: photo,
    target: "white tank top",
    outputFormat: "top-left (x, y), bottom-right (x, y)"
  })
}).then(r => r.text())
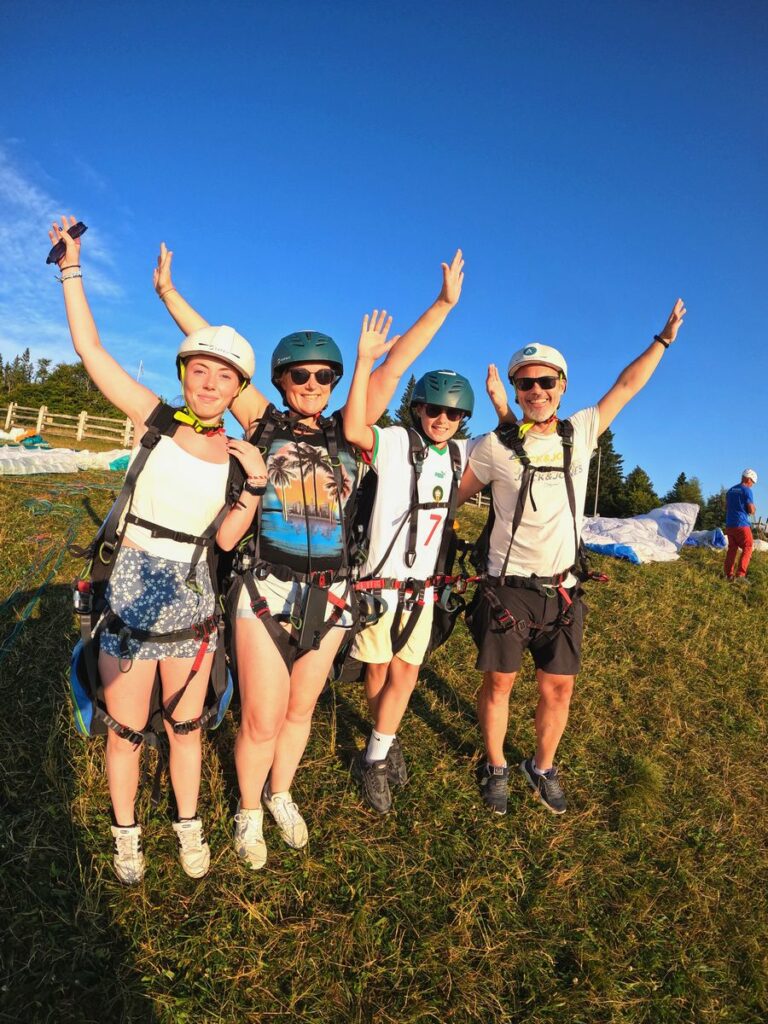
top-left (122, 435), bottom-right (230, 562)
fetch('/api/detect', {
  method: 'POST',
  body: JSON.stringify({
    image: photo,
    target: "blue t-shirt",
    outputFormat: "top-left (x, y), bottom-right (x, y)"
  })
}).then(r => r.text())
top-left (725, 483), bottom-right (754, 528)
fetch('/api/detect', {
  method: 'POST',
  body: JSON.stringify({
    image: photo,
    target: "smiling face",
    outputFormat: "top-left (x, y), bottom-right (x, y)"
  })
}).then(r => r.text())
top-left (412, 403), bottom-right (464, 447)
top-left (512, 362), bottom-right (566, 423)
top-left (279, 362), bottom-right (336, 418)
top-left (182, 355), bottom-right (242, 420)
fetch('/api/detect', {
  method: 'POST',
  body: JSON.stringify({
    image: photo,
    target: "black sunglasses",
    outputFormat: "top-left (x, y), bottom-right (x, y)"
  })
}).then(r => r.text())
top-left (288, 367), bottom-right (337, 386)
top-left (513, 374), bottom-right (562, 391)
top-left (424, 404), bottom-right (464, 422)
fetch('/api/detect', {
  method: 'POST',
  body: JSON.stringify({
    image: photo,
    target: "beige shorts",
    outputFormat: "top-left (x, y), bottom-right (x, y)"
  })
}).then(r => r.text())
top-left (236, 573), bottom-right (355, 630)
top-left (352, 595), bottom-right (434, 667)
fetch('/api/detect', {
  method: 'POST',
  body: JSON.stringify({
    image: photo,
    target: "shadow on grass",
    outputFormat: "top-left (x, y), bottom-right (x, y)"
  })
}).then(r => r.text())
top-left (0, 584), bottom-right (159, 1023)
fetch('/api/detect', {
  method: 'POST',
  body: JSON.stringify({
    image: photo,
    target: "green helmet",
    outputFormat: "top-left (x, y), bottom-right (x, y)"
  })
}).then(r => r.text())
top-left (271, 331), bottom-right (344, 388)
top-left (411, 369), bottom-right (474, 417)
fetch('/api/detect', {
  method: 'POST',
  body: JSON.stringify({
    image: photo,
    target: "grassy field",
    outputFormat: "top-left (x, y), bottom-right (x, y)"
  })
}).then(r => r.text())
top-left (1, 475), bottom-right (766, 1023)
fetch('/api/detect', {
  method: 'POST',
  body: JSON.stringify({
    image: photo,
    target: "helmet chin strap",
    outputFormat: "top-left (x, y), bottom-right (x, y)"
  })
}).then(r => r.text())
top-left (173, 406), bottom-right (225, 435)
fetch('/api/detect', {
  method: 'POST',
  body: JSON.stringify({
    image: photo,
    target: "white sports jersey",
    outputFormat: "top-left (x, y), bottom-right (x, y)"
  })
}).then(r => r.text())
top-left (360, 426), bottom-right (473, 591)
top-left (468, 407), bottom-right (600, 586)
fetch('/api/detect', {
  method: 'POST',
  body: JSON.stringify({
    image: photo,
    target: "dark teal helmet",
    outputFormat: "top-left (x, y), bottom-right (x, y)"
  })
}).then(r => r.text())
top-left (271, 331), bottom-right (344, 388)
top-left (411, 369), bottom-right (474, 417)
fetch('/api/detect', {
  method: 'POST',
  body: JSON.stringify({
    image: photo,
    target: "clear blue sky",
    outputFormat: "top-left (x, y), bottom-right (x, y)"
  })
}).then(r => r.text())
top-left (2, 1), bottom-right (766, 502)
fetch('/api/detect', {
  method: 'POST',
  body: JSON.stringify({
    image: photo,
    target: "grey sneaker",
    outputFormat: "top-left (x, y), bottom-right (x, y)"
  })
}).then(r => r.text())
top-left (262, 784), bottom-right (308, 849)
top-left (386, 735), bottom-right (409, 786)
top-left (111, 824), bottom-right (145, 884)
top-left (172, 818), bottom-right (211, 878)
top-left (354, 752), bottom-right (392, 814)
top-left (476, 762), bottom-right (509, 815)
top-left (233, 804), bottom-right (267, 870)
top-left (519, 758), bottom-right (567, 815)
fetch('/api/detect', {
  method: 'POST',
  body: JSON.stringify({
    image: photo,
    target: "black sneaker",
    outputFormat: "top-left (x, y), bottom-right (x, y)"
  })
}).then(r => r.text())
top-left (386, 736), bottom-right (408, 787)
top-left (353, 752), bottom-right (392, 814)
top-left (519, 758), bottom-right (567, 815)
top-left (476, 761), bottom-right (509, 815)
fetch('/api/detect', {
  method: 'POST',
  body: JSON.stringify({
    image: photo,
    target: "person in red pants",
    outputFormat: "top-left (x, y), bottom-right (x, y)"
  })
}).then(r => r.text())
top-left (724, 469), bottom-right (758, 581)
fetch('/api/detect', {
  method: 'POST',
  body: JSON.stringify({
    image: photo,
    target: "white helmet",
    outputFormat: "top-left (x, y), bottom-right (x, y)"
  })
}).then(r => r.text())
top-left (508, 343), bottom-right (568, 382)
top-left (176, 325), bottom-right (255, 382)
top-left (743, 468), bottom-right (758, 483)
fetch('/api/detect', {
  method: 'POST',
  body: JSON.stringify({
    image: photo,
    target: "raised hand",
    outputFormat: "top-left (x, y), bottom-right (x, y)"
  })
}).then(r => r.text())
top-left (658, 298), bottom-right (687, 345)
top-left (486, 363), bottom-right (510, 418)
top-left (357, 310), bottom-right (400, 362)
top-left (153, 242), bottom-right (175, 299)
top-left (438, 248), bottom-right (465, 308)
top-left (48, 215), bottom-right (81, 270)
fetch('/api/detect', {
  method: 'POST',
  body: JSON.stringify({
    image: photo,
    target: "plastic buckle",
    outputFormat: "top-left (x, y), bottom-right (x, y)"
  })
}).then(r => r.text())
top-left (315, 571), bottom-right (328, 589)
top-left (252, 597), bottom-right (269, 619)
top-left (172, 717), bottom-right (201, 736)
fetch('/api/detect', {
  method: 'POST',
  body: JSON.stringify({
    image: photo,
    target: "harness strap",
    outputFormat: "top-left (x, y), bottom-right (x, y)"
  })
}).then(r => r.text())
top-left (123, 513), bottom-right (213, 547)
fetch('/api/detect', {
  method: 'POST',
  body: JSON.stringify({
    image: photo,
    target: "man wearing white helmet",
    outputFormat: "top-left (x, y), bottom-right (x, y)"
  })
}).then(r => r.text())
top-left (724, 469), bottom-right (758, 581)
top-left (458, 299), bottom-right (686, 816)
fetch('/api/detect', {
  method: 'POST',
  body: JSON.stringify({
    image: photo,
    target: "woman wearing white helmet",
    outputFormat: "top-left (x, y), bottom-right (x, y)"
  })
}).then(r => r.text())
top-left (154, 242), bottom-right (465, 867)
top-left (50, 217), bottom-right (266, 884)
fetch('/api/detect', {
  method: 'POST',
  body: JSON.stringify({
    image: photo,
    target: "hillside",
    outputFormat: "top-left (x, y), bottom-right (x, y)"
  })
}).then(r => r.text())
top-left (1, 476), bottom-right (766, 1024)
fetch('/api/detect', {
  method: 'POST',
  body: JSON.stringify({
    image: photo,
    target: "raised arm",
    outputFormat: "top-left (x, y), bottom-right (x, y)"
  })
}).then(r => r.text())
top-left (154, 241), bottom-right (270, 432)
top-left (485, 363), bottom-right (517, 425)
top-left (342, 311), bottom-right (398, 451)
top-left (363, 249), bottom-right (464, 423)
top-left (597, 299), bottom-right (686, 436)
top-left (50, 217), bottom-right (157, 429)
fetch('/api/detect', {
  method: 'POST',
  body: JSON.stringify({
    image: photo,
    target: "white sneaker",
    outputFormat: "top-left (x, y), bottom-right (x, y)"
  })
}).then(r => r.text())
top-left (233, 804), bottom-right (267, 869)
top-left (172, 818), bottom-right (211, 878)
top-left (262, 784), bottom-right (309, 849)
top-left (111, 824), bottom-right (145, 884)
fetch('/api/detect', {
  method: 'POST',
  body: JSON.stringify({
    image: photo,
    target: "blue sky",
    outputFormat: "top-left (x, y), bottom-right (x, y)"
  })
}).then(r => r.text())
top-left (1, 1), bottom-right (766, 502)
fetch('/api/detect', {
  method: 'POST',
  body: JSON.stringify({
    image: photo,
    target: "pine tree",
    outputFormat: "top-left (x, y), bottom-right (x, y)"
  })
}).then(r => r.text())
top-left (376, 409), bottom-right (394, 428)
top-left (621, 465), bottom-right (659, 516)
top-left (699, 488), bottom-right (727, 530)
top-left (662, 472), bottom-right (705, 507)
top-left (585, 427), bottom-right (625, 517)
top-left (395, 375), bottom-right (416, 429)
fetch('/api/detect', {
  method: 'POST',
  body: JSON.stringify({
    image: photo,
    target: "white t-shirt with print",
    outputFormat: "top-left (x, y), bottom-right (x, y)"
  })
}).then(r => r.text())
top-left (468, 407), bottom-right (600, 586)
top-left (360, 426), bottom-right (473, 595)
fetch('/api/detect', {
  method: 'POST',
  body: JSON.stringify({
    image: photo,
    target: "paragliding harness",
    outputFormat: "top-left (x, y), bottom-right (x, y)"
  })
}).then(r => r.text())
top-left (229, 405), bottom-right (379, 672)
top-left (69, 402), bottom-right (241, 798)
top-left (344, 427), bottom-right (467, 672)
top-left (468, 418), bottom-right (607, 639)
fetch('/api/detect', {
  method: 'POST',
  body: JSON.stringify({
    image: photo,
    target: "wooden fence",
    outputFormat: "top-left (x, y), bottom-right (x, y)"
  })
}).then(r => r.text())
top-left (0, 402), bottom-right (133, 447)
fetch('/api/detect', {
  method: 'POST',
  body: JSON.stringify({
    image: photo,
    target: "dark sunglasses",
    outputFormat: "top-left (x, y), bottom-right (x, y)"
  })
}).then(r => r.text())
top-left (288, 367), bottom-right (337, 386)
top-left (424, 403), bottom-right (464, 422)
top-left (513, 374), bottom-right (562, 392)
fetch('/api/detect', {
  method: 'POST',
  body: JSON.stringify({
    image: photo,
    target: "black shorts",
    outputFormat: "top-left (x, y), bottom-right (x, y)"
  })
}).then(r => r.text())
top-left (466, 582), bottom-right (585, 676)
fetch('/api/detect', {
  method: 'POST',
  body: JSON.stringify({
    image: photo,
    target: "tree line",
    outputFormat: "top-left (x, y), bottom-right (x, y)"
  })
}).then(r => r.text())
top-left (1, 353), bottom-right (726, 528)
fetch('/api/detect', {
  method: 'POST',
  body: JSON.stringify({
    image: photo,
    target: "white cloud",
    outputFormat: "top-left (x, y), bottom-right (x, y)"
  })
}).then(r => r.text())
top-left (0, 145), bottom-right (124, 368)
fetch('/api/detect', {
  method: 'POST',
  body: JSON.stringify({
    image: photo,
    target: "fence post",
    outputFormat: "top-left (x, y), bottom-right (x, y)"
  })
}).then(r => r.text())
top-left (4, 402), bottom-right (14, 431)
top-left (36, 405), bottom-right (47, 434)
top-left (123, 417), bottom-right (133, 448)
top-left (76, 410), bottom-right (88, 441)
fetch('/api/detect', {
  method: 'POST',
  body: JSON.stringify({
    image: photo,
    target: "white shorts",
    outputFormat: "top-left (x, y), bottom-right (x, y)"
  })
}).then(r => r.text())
top-left (352, 595), bottom-right (434, 667)
top-left (236, 573), bottom-right (355, 630)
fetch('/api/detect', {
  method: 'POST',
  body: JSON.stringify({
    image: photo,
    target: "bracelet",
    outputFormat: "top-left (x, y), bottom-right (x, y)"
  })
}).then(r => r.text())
top-left (158, 287), bottom-right (177, 300)
top-left (653, 334), bottom-right (670, 349)
top-left (242, 480), bottom-right (267, 496)
top-left (60, 264), bottom-right (81, 271)
top-left (57, 270), bottom-right (83, 283)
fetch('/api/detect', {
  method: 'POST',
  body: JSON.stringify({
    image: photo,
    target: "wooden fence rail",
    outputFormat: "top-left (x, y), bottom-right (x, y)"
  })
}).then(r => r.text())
top-left (0, 402), bottom-right (133, 446)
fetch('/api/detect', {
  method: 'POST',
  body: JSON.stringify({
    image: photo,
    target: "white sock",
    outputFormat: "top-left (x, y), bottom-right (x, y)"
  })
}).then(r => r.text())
top-left (532, 758), bottom-right (552, 776)
top-left (366, 730), bottom-right (396, 763)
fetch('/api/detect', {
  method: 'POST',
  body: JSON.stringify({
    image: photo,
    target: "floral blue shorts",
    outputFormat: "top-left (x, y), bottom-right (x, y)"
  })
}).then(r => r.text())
top-left (100, 547), bottom-right (218, 661)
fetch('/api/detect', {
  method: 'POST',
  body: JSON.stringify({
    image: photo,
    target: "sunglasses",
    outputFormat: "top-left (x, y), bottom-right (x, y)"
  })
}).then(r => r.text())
top-left (424, 404), bottom-right (464, 422)
top-left (288, 367), bottom-right (338, 386)
top-left (513, 374), bottom-right (562, 392)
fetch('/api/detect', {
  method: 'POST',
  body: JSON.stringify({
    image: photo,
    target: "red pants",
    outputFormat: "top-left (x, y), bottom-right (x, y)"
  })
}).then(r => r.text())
top-left (724, 526), bottom-right (753, 578)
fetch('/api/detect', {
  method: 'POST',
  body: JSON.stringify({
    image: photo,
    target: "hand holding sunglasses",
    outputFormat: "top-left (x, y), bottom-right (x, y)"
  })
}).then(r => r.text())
top-left (46, 221), bottom-right (88, 265)
top-left (288, 367), bottom-right (338, 386)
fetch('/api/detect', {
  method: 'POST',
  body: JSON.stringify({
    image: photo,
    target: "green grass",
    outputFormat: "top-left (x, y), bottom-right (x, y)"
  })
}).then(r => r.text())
top-left (1, 475), bottom-right (766, 1023)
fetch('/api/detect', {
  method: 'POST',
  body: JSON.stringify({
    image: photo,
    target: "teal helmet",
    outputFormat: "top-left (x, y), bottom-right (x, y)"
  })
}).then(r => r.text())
top-left (271, 331), bottom-right (344, 388)
top-left (411, 369), bottom-right (474, 418)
